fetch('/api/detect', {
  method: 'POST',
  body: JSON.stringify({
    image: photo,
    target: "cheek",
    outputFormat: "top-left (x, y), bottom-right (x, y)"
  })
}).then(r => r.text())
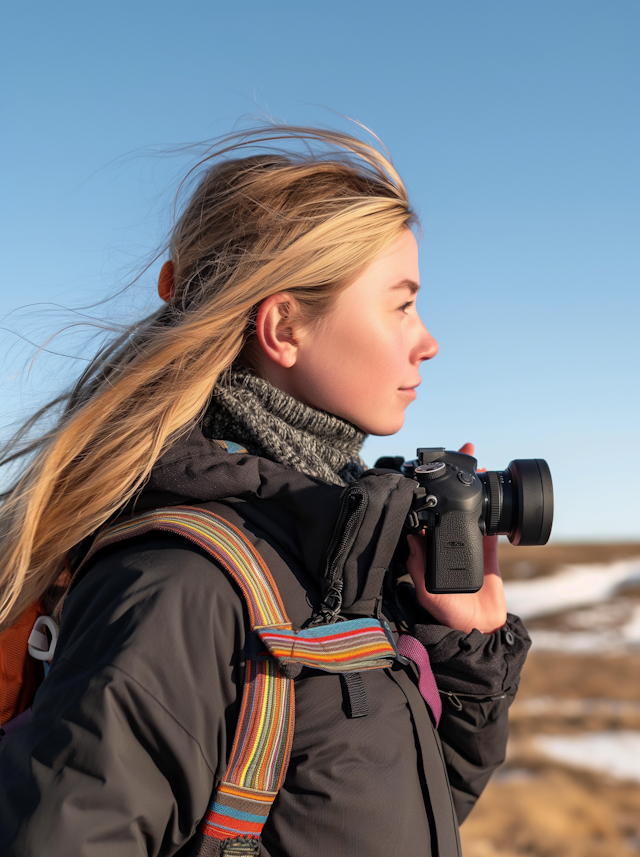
top-left (298, 314), bottom-right (404, 416)
top-left (339, 314), bottom-right (405, 380)
top-left (301, 327), bottom-right (369, 403)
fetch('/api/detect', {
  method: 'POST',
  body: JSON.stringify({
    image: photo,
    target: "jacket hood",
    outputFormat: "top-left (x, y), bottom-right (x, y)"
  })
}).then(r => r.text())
top-left (129, 427), bottom-right (417, 617)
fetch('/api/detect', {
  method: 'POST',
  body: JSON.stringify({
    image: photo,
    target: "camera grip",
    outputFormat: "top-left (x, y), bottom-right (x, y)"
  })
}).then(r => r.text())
top-left (425, 510), bottom-right (485, 593)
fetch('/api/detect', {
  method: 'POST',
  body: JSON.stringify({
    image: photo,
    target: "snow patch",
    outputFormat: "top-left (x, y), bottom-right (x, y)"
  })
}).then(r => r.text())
top-left (514, 698), bottom-right (640, 717)
top-left (536, 731), bottom-right (640, 783)
top-left (527, 628), bottom-right (640, 654)
top-left (504, 559), bottom-right (640, 620)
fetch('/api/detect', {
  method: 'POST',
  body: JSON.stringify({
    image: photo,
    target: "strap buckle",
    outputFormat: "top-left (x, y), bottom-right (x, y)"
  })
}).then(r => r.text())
top-left (27, 615), bottom-right (58, 662)
top-left (380, 618), bottom-right (410, 666)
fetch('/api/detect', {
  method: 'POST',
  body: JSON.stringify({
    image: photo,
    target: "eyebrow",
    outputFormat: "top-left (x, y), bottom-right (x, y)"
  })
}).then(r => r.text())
top-left (389, 279), bottom-right (420, 295)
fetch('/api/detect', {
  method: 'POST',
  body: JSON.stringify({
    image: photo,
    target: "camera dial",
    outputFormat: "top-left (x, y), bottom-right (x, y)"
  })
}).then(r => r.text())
top-left (415, 462), bottom-right (446, 479)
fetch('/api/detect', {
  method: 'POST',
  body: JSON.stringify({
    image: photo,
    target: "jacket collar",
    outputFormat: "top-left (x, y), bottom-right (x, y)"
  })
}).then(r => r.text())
top-left (130, 427), bottom-right (417, 617)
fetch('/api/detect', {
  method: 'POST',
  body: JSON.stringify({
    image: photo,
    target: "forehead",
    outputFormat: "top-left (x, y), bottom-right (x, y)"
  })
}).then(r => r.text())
top-left (342, 230), bottom-right (420, 302)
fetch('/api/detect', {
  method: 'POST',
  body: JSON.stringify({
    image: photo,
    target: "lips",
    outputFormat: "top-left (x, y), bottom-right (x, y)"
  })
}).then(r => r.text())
top-left (399, 387), bottom-right (418, 400)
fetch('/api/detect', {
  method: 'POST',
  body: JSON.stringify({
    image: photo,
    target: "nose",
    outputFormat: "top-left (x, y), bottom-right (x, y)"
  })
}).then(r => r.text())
top-left (415, 320), bottom-right (439, 363)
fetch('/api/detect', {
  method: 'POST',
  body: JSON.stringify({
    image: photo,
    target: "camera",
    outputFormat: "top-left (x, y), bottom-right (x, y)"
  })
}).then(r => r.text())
top-left (402, 448), bottom-right (553, 594)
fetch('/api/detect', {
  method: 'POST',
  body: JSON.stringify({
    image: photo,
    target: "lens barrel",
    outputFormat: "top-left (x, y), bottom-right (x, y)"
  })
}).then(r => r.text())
top-left (479, 459), bottom-right (553, 546)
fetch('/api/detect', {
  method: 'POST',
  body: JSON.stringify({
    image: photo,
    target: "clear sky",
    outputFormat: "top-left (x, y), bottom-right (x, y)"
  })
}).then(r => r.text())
top-left (1, 0), bottom-right (638, 541)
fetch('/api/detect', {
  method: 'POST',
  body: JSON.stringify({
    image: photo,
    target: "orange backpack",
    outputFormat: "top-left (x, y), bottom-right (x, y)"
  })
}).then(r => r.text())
top-left (0, 598), bottom-right (48, 726)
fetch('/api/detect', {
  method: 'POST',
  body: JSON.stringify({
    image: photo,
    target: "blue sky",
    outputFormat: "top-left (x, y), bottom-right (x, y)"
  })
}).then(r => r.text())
top-left (1, 1), bottom-right (638, 540)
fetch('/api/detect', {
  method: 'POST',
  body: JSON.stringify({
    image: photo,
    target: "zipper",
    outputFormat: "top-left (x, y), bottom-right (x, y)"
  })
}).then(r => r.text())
top-left (439, 689), bottom-right (507, 711)
top-left (311, 485), bottom-right (369, 625)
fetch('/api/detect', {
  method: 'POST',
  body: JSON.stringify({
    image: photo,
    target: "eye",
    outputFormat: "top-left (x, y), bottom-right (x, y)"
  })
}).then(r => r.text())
top-left (398, 301), bottom-right (414, 313)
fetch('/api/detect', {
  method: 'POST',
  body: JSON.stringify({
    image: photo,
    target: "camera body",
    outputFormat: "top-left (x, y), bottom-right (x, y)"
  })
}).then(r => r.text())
top-left (403, 448), bottom-right (553, 594)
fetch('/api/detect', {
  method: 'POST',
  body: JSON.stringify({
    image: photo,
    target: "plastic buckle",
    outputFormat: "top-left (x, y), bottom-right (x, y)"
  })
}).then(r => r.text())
top-left (381, 618), bottom-right (410, 666)
top-left (27, 616), bottom-right (58, 662)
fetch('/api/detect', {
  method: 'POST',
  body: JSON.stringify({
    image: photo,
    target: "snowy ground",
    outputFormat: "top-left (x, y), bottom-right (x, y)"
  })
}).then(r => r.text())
top-left (462, 550), bottom-right (640, 855)
top-left (535, 731), bottom-right (640, 783)
top-left (504, 557), bottom-right (640, 652)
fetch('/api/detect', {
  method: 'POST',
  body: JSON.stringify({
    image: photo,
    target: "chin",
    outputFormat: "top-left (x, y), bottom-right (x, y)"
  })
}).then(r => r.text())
top-left (365, 414), bottom-right (405, 437)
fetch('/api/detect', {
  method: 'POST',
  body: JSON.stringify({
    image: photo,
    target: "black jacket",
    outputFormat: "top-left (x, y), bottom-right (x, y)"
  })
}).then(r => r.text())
top-left (0, 428), bottom-right (530, 857)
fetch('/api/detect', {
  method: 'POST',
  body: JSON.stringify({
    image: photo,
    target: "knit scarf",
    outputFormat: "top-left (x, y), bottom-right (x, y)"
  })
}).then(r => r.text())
top-left (202, 365), bottom-right (368, 486)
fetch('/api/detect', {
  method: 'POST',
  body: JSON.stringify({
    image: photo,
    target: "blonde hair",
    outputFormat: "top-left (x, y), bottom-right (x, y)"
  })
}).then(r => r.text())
top-left (0, 124), bottom-right (415, 629)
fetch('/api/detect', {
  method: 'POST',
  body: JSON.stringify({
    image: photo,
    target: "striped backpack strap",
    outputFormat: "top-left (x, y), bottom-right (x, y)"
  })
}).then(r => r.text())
top-left (69, 505), bottom-right (397, 857)
top-left (70, 506), bottom-right (293, 857)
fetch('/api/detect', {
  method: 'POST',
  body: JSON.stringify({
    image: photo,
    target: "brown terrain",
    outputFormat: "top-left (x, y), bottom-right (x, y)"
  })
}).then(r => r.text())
top-left (497, 541), bottom-right (640, 581)
top-left (459, 541), bottom-right (640, 857)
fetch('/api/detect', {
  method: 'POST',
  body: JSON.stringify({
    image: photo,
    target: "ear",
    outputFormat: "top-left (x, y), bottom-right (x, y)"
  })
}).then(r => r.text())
top-left (255, 293), bottom-right (301, 368)
top-left (158, 260), bottom-right (174, 302)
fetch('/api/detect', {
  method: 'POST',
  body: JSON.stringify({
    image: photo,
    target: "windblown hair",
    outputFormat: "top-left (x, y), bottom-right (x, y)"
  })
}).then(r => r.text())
top-left (0, 124), bottom-right (415, 629)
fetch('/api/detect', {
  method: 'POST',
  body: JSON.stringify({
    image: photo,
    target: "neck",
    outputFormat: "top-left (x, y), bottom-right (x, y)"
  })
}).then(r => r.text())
top-left (202, 365), bottom-right (367, 486)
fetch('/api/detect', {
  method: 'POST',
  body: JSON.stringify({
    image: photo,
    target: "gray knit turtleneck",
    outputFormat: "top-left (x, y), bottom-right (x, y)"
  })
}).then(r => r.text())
top-left (202, 366), bottom-right (368, 486)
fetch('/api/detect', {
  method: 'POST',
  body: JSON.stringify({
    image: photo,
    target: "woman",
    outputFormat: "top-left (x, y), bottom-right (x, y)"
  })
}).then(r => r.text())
top-left (0, 125), bottom-right (529, 856)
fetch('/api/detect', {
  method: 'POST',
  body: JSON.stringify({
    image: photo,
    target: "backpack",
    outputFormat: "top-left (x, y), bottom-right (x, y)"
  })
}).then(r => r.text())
top-left (0, 505), bottom-right (441, 857)
top-left (0, 598), bottom-right (48, 727)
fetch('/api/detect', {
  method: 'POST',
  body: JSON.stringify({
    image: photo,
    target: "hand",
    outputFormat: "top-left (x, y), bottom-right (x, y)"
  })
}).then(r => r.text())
top-left (406, 443), bottom-right (507, 635)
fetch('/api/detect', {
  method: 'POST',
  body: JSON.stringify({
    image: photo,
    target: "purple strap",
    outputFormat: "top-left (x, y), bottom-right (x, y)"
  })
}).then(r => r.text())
top-left (0, 706), bottom-right (32, 743)
top-left (396, 635), bottom-right (442, 727)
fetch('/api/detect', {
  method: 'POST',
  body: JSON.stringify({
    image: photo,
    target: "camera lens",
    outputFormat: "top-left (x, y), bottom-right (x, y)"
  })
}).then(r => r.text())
top-left (478, 459), bottom-right (553, 546)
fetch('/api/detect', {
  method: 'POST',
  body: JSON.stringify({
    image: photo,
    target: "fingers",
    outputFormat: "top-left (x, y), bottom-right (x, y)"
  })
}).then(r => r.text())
top-left (458, 441), bottom-right (485, 471)
top-left (406, 534), bottom-right (427, 593)
top-left (482, 534), bottom-right (501, 577)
